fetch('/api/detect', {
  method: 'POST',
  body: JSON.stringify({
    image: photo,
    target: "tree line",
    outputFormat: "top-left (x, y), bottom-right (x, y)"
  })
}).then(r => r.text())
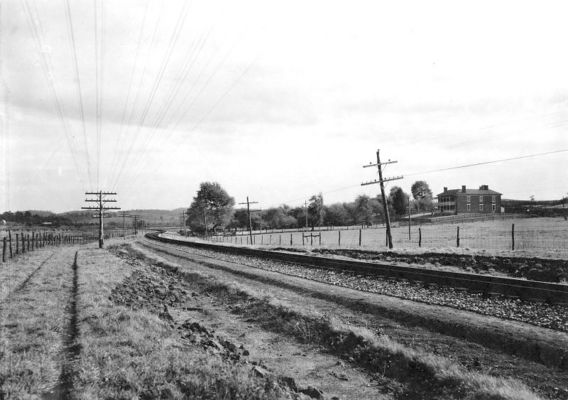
top-left (0, 211), bottom-right (72, 227)
top-left (186, 181), bottom-right (433, 235)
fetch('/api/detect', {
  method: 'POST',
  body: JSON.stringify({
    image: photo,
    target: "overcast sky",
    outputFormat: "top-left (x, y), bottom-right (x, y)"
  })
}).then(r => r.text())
top-left (1, 0), bottom-right (567, 213)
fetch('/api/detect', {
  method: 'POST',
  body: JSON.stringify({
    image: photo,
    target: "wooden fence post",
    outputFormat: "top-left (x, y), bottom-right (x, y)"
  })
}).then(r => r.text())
top-left (21, 232), bottom-right (25, 253)
top-left (290, 233), bottom-right (293, 245)
top-left (418, 227), bottom-right (422, 247)
top-left (456, 226), bottom-right (460, 247)
top-left (511, 223), bottom-right (515, 251)
top-left (279, 235), bottom-right (282, 245)
top-left (8, 231), bottom-right (13, 258)
top-left (338, 230), bottom-right (341, 247)
top-left (31, 232), bottom-right (35, 251)
top-left (358, 229), bottom-right (362, 246)
top-left (319, 233), bottom-right (321, 246)
top-left (15, 233), bottom-right (19, 254)
top-left (310, 234), bottom-right (313, 246)
top-left (302, 234), bottom-right (305, 246)
top-left (27, 234), bottom-right (30, 252)
top-left (2, 237), bottom-right (6, 262)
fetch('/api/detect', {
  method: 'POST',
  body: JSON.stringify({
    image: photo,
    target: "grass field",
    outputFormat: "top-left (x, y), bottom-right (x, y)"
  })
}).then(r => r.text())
top-left (215, 217), bottom-right (568, 258)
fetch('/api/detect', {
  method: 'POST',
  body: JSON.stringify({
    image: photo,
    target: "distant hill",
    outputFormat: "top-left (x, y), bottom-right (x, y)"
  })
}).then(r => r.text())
top-left (58, 208), bottom-right (186, 227)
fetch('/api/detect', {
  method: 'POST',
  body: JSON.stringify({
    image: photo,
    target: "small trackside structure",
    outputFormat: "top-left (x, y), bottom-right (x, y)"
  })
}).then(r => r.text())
top-left (437, 185), bottom-right (502, 215)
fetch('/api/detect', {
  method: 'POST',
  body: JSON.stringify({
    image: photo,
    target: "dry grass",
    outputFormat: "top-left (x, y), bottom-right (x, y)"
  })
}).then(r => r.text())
top-left (0, 248), bottom-right (75, 399)
top-left (0, 249), bottom-right (55, 301)
top-left (74, 248), bottom-right (291, 400)
top-left (129, 243), bottom-right (543, 400)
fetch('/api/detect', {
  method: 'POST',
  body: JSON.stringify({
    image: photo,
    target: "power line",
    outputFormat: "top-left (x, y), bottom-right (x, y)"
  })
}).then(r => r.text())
top-left (21, 0), bottom-right (87, 190)
top-left (63, 0), bottom-right (92, 188)
top-left (404, 149), bottom-right (568, 177)
top-left (108, 0), bottom-right (151, 182)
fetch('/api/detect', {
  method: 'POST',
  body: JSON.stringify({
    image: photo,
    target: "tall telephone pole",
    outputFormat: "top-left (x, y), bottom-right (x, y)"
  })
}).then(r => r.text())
top-left (133, 215), bottom-right (140, 235)
top-left (362, 149), bottom-right (402, 249)
top-left (118, 211), bottom-right (133, 237)
top-left (238, 196), bottom-right (259, 244)
top-left (304, 200), bottom-right (309, 230)
top-left (82, 191), bottom-right (120, 248)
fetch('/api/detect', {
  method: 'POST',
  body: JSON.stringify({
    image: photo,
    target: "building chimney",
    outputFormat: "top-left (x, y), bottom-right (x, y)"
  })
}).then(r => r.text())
top-left (443, 187), bottom-right (447, 192)
top-left (479, 185), bottom-right (488, 190)
top-left (462, 185), bottom-right (466, 193)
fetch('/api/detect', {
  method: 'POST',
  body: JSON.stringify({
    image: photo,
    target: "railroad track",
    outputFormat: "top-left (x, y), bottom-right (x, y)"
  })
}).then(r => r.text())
top-left (146, 232), bottom-right (568, 304)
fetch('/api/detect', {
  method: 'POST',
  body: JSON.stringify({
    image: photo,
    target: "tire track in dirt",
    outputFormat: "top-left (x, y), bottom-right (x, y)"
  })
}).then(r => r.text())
top-left (42, 251), bottom-right (81, 400)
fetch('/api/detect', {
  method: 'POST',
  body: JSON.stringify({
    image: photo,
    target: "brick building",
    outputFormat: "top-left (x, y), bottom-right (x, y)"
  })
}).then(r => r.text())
top-left (437, 185), bottom-right (502, 215)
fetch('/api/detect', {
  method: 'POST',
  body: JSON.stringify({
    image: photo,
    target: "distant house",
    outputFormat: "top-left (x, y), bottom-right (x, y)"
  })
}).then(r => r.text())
top-left (437, 185), bottom-right (502, 215)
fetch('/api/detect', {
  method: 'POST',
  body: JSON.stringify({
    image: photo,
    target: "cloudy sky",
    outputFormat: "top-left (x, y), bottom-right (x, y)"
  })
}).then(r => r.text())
top-left (1, 0), bottom-right (567, 213)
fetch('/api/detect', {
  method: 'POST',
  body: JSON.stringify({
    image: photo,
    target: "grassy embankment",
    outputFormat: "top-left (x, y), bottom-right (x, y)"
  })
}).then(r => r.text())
top-left (73, 248), bottom-right (294, 399)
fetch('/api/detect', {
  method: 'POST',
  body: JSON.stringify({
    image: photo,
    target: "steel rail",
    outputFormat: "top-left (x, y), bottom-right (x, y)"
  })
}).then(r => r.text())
top-left (145, 233), bottom-right (568, 304)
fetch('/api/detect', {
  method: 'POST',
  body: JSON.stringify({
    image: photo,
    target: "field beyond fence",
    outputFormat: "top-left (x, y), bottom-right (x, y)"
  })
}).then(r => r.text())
top-left (207, 217), bottom-right (568, 259)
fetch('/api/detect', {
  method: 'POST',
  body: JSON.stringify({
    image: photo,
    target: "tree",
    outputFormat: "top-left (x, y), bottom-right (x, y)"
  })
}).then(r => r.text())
top-left (308, 193), bottom-right (325, 229)
top-left (352, 195), bottom-right (374, 226)
top-left (262, 207), bottom-right (297, 229)
top-left (410, 180), bottom-right (433, 211)
top-left (289, 206), bottom-right (308, 228)
top-left (187, 182), bottom-right (235, 235)
top-left (389, 186), bottom-right (409, 216)
top-left (323, 203), bottom-right (351, 226)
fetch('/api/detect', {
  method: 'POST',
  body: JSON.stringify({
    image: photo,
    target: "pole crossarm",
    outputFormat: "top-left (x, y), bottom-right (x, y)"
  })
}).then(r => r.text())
top-left (361, 175), bottom-right (404, 186)
top-left (362, 160), bottom-right (398, 168)
top-left (83, 191), bottom-right (119, 248)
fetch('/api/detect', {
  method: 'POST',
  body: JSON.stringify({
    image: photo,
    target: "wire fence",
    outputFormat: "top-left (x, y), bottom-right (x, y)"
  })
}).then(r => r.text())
top-left (209, 217), bottom-right (568, 258)
top-left (0, 228), bottom-right (142, 263)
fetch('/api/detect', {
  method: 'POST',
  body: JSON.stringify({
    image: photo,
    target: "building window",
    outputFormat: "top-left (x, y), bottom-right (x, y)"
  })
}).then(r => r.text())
top-left (479, 196), bottom-right (484, 203)
top-left (467, 204), bottom-right (471, 211)
top-left (466, 195), bottom-right (471, 202)
top-left (479, 204), bottom-right (484, 211)
top-left (492, 195), bottom-right (496, 203)
top-left (492, 204), bottom-right (496, 212)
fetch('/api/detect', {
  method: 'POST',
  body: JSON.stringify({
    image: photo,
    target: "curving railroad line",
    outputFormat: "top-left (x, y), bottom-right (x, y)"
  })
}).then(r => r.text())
top-left (146, 232), bottom-right (568, 305)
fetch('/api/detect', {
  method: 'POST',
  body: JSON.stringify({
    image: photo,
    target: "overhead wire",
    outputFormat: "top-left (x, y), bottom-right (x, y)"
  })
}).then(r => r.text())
top-left (110, 0), bottom-right (193, 189)
top-left (403, 149), bottom-right (568, 177)
top-left (21, 0), bottom-right (87, 190)
top-left (114, 19), bottom-right (253, 191)
top-left (118, 54), bottom-right (258, 194)
top-left (93, 0), bottom-right (101, 188)
top-left (63, 0), bottom-right (92, 188)
top-left (112, 29), bottom-right (214, 191)
top-left (106, 0), bottom-right (165, 185)
top-left (108, 0), bottom-right (150, 179)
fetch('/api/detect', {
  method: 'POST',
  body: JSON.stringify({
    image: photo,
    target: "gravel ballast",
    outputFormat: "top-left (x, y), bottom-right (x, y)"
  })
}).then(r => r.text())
top-left (160, 243), bottom-right (568, 332)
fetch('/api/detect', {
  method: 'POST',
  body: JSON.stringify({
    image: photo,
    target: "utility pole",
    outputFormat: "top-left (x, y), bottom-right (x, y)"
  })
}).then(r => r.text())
top-left (133, 215), bottom-right (139, 235)
top-left (82, 191), bottom-right (120, 248)
top-left (362, 149), bottom-right (402, 249)
top-left (118, 211), bottom-right (133, 237)
top-left (238, 196), bottom-right (259, 244)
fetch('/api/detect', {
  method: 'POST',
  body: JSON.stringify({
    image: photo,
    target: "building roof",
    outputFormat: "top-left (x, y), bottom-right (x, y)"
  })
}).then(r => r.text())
top-left (437, 188), bottom-right (502, 196)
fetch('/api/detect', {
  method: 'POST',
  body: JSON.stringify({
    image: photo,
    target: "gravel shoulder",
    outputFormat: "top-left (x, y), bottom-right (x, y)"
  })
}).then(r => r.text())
top-left (135, 239), bottom-right (568, 400)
